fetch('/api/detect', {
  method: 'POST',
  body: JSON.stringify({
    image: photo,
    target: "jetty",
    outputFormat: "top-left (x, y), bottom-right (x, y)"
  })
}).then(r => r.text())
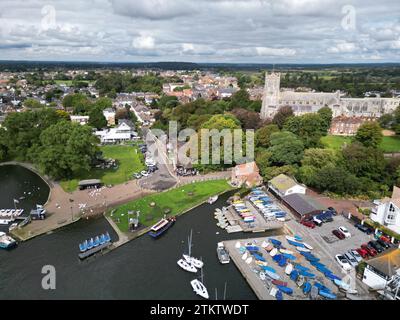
top-left (78, 242), bottom-right (111, 260)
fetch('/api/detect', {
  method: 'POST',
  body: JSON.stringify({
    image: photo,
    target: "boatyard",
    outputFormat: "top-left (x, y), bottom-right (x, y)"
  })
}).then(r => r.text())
top-left (224, 236), bottom-right (344, 300)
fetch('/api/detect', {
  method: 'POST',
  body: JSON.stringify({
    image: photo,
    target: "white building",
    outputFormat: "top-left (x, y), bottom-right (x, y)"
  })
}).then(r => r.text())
top-left (95, 121), bottom-right (138, 144)
top-left (70, 115), bottom-right (89, 125)
top-left (362, 248), bottom-right (400, 290)
top-left (268, 174), bottom-right (306, 198)
top-left (371, 186), bottom-right (400, 235)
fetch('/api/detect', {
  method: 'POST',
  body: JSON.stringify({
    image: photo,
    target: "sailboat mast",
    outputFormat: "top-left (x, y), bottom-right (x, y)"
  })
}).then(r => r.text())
top-left (223, 282), bottom-right (227, 300)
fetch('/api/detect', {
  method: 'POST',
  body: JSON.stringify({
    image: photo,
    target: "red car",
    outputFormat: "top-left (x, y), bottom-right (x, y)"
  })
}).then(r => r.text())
top-left (332, 229), bottom-right (345, 240)
top-left (361, 244), bottom-right (377, 257)
top-left (356, 248), bottom-right (369, 259)
top-left (380, 235), bottom-right (391, 244)
top-left (301, 220), bottom-right (316, 229)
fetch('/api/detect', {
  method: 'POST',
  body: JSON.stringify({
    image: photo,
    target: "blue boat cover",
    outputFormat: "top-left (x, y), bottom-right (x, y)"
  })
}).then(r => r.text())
top-left (290, 270), bottom-right (299, 281)
top-left (319, 290), bottom-right (336, 300)
top-left (276, 285), bottom-right (293, 295)
top-left (261, 265), bottom-right (276, 273)
top-left (294, 264), bottom-right (310, 272)
top-left (303, 282), bottom-right (312, 294)
top-left (299, 270), bottom-right (316, 278)
top-left (276, 290), bottom-right (284, 300)
top-left (282, 253), bottom-right (296, 261)
top-left (253, 253), bottom-right (266, 262)
top-left (287, 239), bottom-right (305, 247)
top-left (269, 238), bottom-right (282, 246)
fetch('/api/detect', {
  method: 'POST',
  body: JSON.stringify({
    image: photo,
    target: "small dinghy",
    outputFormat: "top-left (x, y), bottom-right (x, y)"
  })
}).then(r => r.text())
top-left (245, 257), bottom-right (253, 264)
top-left (235, 241), bottom-right (241, 249)
top-left (279, 248), bottom-right (294, 255)
top-left (272, 279), bottom-right (288, 287)
top-left (269, 248), bottom-right (278, 257)
top-left (79, 241), bottom-right (88, 253)
top-left (290, 270), bottom-right (299, 281)
top-left (276, 285), bottom-right (293, 295)
top-left (253, 253), bottom-right (266, 262)
top-left (288, 239), bottom-right (306, 248)
top-left (299, 270), bottom-right (316, 278)
top-left (296, 275), bottom-right (305, 287)
top-left (275, 290), bottom-right (284, 300)
top-left (303, 282), bottom-right (312, 295)
top-left (303, 242), bottom-right (313, 250)
top-left (259, 272), bottom-right (266, 281)
top-left (264, 243), bottom-right (274, 252)
top-left (264, 270), bottom-right (280, 280)
top-left (294, 235), bottom-right (303, 241)
top-left (269, 238), bottom-right (282, 247)
top-left (296, 246), bottom-right (311, 253)
top-left (261, 265), bottom-right (277, 273)
top-left (286, 235), bottom-right (301, 243)
top-left (245, 245), bottom-right (260, 252)
top-left (282, 253), bottom-right (297, 261)
top-left (294, 264), bottom-right (310, 272)
top-left (242, 252), bottom-right (248, 260)
top-left (239, 247), bottom-right (246, 254)
top-left (319, 290), bottom-right (336, 300)
top-left (285, 263), bottom-right (293, 275)
top-left (326, 273), bottom-right (341, 281)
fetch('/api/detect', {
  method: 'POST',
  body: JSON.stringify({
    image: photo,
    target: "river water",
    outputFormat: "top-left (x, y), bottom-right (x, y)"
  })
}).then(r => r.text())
top-left (0, 165), bottom-right (281, 300)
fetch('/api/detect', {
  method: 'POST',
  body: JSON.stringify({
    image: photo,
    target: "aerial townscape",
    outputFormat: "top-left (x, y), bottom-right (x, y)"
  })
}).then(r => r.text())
top-left (0, 0), bottom-right (400, 304)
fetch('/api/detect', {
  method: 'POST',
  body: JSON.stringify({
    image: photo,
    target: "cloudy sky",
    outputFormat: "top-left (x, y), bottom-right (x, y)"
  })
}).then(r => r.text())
top-left (0, 0), bottom-right (400, 63)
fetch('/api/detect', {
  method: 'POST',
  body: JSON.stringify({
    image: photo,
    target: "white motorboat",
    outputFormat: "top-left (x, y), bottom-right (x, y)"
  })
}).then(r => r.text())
top-left (183, 254), bottom-right (204, 269)
top-left (190, 279), bottom-right (209, 299)
top-left (177, 259), bottom-right (197, 273)
top-left (217, 242), bottom-right (230, 264)
top-left (208, 196), bottom-right (218, 204)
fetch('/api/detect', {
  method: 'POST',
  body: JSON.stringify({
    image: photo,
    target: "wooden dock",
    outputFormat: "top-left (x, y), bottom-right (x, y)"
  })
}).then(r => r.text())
top-left (78, 242), bottom-right (111, 260)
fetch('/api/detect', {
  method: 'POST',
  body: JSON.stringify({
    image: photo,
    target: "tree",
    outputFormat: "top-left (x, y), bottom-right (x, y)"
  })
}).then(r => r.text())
top-left (0, 128), bottom-right (8, 161)
top-left (284, 113), bottom-right (326, 148)
top-left (229, 89), bottom-right (251, 110)
top-left (63, 93), bottom-right (92, 114)
top-left (93, 97), bottom-right (112, 110)
top-left (272, 106), bottom-right (294, 129)
top-left (301, 148), bottom-right (339, 169)
top-left (201, 114), bottom-right (241, 131)
top-left (23, 98), bottom-right (43, 109)
top-left (268, 131), bottom-right (304, 165)
top-left (31, 121), bottom-right (99, 179)
top-left (230, 108), bottom-right (261, 129)
top-left (255, 124), bottom-right (280, 148)
top-left (354, 122), bottom-right (383, 148)
top-left (342, 142), bottom-right (385, 180)
top-left (317, 106), bottom-right (333, 132)
top-left (88, 107), bottom-right (107, 129)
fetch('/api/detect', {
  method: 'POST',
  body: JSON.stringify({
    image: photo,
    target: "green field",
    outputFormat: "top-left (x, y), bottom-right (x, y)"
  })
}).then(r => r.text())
top-left (108, 179), bottom-right (235, 232)
top-left (60, 145), bottom-right (145, 192)
top-left (320, 135), bottom-right (400, 152)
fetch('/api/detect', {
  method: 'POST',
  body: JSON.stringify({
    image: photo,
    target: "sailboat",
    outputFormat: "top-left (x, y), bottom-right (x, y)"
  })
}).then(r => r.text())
top-left (183, 230), bottom-right (204, 269)
top-left (190, 262), bottom-right (209, 299)
top-left (177, 258), bottom-right (197, 273)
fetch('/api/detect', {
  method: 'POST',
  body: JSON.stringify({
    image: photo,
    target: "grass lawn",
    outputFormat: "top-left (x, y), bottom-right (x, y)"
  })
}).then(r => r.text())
top-left (60, 145), bottom-right (145, 192)
top-left (320, 135), bottom-right (400, 152)
top-left (108, 179), bottom-right (235, 232)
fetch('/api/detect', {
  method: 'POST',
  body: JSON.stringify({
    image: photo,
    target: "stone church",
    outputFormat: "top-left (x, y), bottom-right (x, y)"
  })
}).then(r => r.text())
top-left (260, 72), bottom-right (400, 119)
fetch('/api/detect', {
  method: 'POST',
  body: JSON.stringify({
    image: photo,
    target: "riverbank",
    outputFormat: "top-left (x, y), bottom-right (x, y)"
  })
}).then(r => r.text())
top-left (107, 179), bottom-right (236, 233)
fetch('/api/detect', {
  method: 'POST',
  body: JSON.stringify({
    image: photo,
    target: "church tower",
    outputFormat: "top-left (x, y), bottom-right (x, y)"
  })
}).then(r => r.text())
top-left (260, 72), bottom-right (281, 119)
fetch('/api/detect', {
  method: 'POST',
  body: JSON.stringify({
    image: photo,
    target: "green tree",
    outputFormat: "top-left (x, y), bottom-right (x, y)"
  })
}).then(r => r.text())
top-left (255, 124), bottom-right (280, 148)
top-left (354, 122), bottom-right (383, 148)
top-left (317, 106), bottom-right (333, 132)
top-left (272, 106), bottom-right (294, 129)
top-left (301, 148), bottom-right (339, 168)
top-left (268, 131), bottom-right (304, 166)
top-left (23, 98), bottom-right (43, 109)
top-left (284, 113), bottom-right (326, 148)
top-left (31, 121), bottom-right (99, 179)
top-left (88, 107), bottom-right (107, 129)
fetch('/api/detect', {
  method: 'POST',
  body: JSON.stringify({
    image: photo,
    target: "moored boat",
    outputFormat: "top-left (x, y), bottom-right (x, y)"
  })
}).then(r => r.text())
top-left (217, 242), bottom-right (230, 264)
top-left (207, 195), bottom-right (218, 204)
top-left (190, 279), bottom-right (209, 299)
top-left (148, 217), bottom-right (176, 238)
top-left (0, 232), bottom-right (17, 249)
top-left (177, 259), bottom-right (197, 273)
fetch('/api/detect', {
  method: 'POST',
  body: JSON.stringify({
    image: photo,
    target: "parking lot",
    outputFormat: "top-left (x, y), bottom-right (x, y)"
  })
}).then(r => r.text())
top-left (303, 215), bottom-right (373, 261)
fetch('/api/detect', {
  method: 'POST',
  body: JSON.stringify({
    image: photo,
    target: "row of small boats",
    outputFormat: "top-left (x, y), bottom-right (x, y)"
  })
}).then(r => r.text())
top-left (214, 208), bottom-right (229, 229)
top-left (79, 232), bottom-right (111, 252)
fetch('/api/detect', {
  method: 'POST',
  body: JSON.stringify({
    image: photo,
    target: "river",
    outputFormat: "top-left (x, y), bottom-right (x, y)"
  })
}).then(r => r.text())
top-left (0, 165), bottom-right (282, 300)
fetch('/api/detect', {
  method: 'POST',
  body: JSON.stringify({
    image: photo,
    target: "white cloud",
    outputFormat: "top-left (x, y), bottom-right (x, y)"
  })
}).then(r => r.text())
top-left (327, 41), bottom-right (358, 53)
top-left (132, 34), bottom-right (155, 50)
top-left (256, 47), bottom-right (296, 56)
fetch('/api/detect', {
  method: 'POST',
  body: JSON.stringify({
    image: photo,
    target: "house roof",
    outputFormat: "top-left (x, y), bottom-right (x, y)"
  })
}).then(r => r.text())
top-left (234, 162), bottom-right (259, 176)
top-left (367, 248), bottom-right (400, 277)
top-left (269, 174), bottom-right (299, 193)
top-left (282, 193), bottom-right (325, 216)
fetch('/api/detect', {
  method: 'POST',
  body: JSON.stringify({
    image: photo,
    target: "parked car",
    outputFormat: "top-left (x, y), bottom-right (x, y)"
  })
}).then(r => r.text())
top-left (301, 220), bottom-right (316, 229)
top-left (377, 239), bottom-right (391, 249)
top-left (379, 235), bottom-right (392, 244)
top-left (338, 226), bottom-right (351, 238)
top-left (332, 229), bottom-right (345, 240)
top-left (335, 254), bottom-right (353, 272)
top-left (355, 223), bottom-right (370, 233)
top-left (361, 244), bottom-right (377, 257)
top-left (133, 173), bottom-right (142, 179)
top-left (355, 248), bottom-right (369, 259)
top-left (344, 252), bottom-right (359, 267)
top-left (141, 170), bottom-right (149, 177)
top-left (318, 212), bottom-right (334, 222)
top-left (348, 249), bottom-right (363, 263)
top-left (327, 207), bottom-right (337, 215)
top-left (313, 216), bottom-right (323, 226)
top-left (368, 241), bottom-right (384, 253)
